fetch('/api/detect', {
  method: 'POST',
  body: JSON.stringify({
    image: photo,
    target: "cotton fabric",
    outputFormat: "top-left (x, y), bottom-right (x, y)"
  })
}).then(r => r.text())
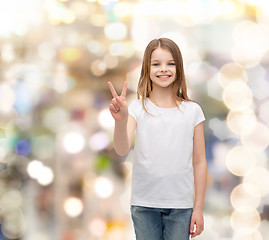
top-left (128, 98), bottom-right (205, 208)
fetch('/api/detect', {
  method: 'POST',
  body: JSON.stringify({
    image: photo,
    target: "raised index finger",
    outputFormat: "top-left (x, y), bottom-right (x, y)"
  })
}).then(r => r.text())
top-left (107, 81), bottom-right (118, 98)
top-left (120, 81), bottom-right (127, 97)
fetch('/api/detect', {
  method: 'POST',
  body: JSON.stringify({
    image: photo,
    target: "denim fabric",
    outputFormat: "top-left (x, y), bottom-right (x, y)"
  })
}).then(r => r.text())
top-left (131, 206), bottom-right (193, 240)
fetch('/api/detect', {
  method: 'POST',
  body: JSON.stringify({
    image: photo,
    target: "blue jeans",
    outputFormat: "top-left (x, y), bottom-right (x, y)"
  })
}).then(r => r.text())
top-left (131, 206), bottom-right (193, 240)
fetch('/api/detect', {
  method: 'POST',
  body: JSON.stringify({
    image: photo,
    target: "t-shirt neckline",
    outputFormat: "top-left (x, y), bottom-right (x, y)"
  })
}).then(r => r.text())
top-left (147, 98), bottom-right (184, 110)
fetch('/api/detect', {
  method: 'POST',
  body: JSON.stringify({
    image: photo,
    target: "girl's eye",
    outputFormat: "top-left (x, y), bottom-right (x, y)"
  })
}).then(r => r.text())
top-left (168, 63), bottom-right (175, 65)
top-left (152, 63), bottom-right (159, 66)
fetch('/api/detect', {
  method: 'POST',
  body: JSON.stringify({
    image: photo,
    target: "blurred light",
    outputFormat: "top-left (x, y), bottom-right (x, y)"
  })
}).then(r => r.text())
top-left (43, 107), bottom-right (70, 132)
top-left (104, 54), bottom-right (119, 69)
top-left (249, 76), bottom-right (269, 101)
top-left (70, 2), bottom-right (91, 20)
top-left (222, 81), bottom-right (253, 111)
top-left (217, 63), bottom-right (248, 88)
top-left (226, 109), bottom-right (257, 136)
top-left (63, 132), bottom-right (85, 154)
top-left (87, 41), bottom-right (106, 56)
top-left (97, 0), bottom-right (117, 5)
top-left (89, 14), bottom-right (107, 27)
top-left (243, 167), bottom-right (269, 197)
top-left (59, 48), bottom-right (82, 62)
top-left (0, 83), bottom-right (15, 113)
top-left (232, 21), bottom-right (269, 68)
top-left (233, 230), bottom-right (263, 240)
top-left (1, 208), bottom-right (26, 239)
top-left (230, 184), bottom-right (261, 210)
top-left (63, 197), bottom-right (84, 218)
top-left (91, 60), bottom-right (107, 76)
top-left (219, 0), bottom-right (244, 19)
top-left (37, 166), bottom-right (54, 186)
top-left (0, 0), bottom-right (43, 37)
top-left (16, 139), bottom-right (31, 156)
top-left (89, 218), bottom-right (107, 237)
top-left (27, 160), bottom-right (44, 179)
top-left (230, 208), bottom-right (261, 235)
top-left (259, 100), bottom-right (269, 124)
top-left (98, 109), bottom-right (114, 129)
top-left (226, 146), bottom-right (256, 176)
top-left (47, 2), bottom-right (76, 24)
top-left (256, 2), bottom-right (269, 29)
top-left (31, 135), bottom-right (55, 159)
top-left (114, 2), bottom-right (132, 18)
top-left (38, 42), bottom-right (56, 60)
top-left (109, 42), bottom-right (128, 56)
top-left (1, 43), bottom-right (15, 63)
top-left (0, 189), bottom-right (23, 209)
top-left (104, 22), bottom-right (127, 40)
top-left (89, 131), bottom-right (109, 151)
top-left (241, 122), bottom-right (269, 152)
top-left (13, 81), bottom-right (35, 114)
top-left (94, 176), bottom-right (114, 198)
top-left (28, 232), bottom-right (50, 240)
top-left (52, 63), bottom-right (76, 93)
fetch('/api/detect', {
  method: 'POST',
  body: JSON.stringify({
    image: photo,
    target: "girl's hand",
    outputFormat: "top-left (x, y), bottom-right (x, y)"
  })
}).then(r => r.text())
top-left (190, 209), bottom-right (204, 238)
top-left (107, 81), bottom-right (128, 122)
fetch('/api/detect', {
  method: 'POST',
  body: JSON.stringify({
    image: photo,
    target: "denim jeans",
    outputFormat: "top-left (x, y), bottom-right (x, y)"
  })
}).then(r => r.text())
top-left (131, 205), bottom-right (193, 240)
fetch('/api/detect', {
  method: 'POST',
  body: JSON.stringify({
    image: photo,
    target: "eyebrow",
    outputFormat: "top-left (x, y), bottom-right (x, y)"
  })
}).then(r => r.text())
top-left (151, 59), bottom-right (175, 62)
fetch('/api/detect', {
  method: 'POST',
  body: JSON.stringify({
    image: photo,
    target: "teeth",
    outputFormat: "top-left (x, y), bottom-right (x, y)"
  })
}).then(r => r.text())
top-left (158, 75), bottom-right (170, 78)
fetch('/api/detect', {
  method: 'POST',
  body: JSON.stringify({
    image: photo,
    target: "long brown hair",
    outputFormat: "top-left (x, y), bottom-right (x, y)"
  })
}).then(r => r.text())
top-left (137, 38), bottom-right (193, 115)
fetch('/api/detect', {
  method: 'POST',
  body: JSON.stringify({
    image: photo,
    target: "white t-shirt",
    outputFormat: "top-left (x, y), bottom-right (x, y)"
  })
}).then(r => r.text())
top-left (128, 98), bottom-right (206, 208)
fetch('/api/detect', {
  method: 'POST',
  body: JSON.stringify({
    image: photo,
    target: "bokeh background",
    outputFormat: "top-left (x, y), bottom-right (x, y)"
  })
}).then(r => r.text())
top-left (0, 0), bottom-right (269, 239)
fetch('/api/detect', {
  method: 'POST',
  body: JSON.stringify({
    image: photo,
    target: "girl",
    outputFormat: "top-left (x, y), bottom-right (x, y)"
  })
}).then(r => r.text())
top-left (108, 38), bottom-right (207, 240)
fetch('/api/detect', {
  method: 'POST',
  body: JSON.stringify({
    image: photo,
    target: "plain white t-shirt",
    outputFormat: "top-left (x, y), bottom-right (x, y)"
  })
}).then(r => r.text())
top-left (128, 97), bottom-right (206, 208)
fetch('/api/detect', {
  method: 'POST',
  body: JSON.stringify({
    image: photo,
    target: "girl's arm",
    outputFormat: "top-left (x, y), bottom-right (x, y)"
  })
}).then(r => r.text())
top-left (108, 81), bottom-right (137, 156)
top-left (114, 114), bottom-right (136, 156)
top-left (190, 121), bottom-right (207, 238)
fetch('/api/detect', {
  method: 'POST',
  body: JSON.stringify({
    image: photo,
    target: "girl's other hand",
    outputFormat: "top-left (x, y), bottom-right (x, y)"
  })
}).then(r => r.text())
top-left (107, 81), bottom-right (128, 122)
top-left (190, 209), bottom-right (204, 238)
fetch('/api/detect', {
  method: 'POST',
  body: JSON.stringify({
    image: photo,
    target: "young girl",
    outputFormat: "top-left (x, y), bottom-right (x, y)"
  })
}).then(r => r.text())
top-left (108, 38), bottom-right (207, 240)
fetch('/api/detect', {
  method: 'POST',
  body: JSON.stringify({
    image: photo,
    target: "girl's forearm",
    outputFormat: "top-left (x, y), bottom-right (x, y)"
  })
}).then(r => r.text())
top-left (113, 120), bottom-right (130, 156)
top-left (193, 160), bottom-right (207, 211)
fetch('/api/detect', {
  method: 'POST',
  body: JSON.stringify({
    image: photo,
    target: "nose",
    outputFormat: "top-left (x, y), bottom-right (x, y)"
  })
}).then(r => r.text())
top-left (160, 64), bottom-right (167, 72)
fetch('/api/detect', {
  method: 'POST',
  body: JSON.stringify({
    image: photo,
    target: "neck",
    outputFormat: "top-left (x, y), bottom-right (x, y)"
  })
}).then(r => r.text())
top-left (149, 86), bottom-right (175, 108)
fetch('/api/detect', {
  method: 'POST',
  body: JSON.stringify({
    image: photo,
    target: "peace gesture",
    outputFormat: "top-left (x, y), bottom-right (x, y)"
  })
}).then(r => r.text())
top-left (107, 81), bottom-right (128, 122)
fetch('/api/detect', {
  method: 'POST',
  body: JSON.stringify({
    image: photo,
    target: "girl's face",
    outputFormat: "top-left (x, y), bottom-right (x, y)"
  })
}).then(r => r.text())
top-left (150, 47), bottom-right (176, 90)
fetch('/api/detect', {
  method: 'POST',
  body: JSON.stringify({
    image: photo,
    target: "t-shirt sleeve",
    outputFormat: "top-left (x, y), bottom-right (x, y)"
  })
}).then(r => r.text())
top-left (128, 99), bottom-right (140, 121)
top-left (194, 103), bottom-right (206, 127)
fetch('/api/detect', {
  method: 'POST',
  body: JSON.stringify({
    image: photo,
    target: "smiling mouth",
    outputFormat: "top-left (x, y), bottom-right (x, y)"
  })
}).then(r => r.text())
top-left (157, 75), bottom-right (171, 79)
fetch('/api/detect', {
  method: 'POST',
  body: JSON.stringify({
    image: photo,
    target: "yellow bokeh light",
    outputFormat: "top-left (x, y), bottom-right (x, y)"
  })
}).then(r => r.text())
top-left (217, 63), bottom-right (248, 88)
top-left (243, 167), bottom-right (269, 197)
top-left (59, 48), bottom-right (83, 62)
top-left (241, 122), bottom-right (269, 152)
top-left (230, 208), bottom-right (261, 235)
top-left (230, 184), bottom-right (260, 210)
top-left (226, 109), bottom-right (257, 136)
top-left (226, 146), bottom-right (256, 176)
top-left (219, 0), bottom-right (245, 19)
top-left (222, 81), bottom-right (253, 111)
